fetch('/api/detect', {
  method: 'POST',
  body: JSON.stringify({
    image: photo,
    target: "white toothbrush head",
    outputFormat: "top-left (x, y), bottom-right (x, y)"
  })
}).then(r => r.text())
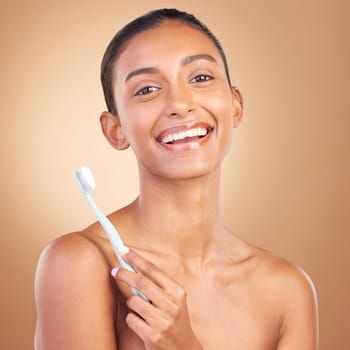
top-left (74, 166), bottom-right (96, 194)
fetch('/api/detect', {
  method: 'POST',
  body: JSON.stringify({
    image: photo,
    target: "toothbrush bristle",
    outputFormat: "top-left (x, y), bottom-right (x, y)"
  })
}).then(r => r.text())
top-left (74, 166), bottom-right (96, 193)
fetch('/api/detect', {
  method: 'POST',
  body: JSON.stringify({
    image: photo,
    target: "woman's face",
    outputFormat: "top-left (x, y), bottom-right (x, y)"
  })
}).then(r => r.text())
top-left (110, 20), bottom-right (241, 180)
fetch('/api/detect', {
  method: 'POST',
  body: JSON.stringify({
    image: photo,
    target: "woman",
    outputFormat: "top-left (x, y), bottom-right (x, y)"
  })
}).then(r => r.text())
top-left (34, 8), bottom-right (318, 349)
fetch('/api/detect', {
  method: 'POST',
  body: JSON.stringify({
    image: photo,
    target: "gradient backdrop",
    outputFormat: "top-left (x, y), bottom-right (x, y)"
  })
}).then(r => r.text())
top-left (1, 0), bottom-right (349, 349)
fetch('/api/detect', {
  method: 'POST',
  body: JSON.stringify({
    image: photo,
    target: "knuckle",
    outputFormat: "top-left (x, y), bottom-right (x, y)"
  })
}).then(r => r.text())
top-left (126, 295), bottom-right (139, 309)
top-left (143, 260), bottom-right (159, 275)
top-left (150, 320), bottom-right (172, 345)
top-left (144, 316), bottom-right (171, 345)
top-left (168, 302), bottom-right (181, 318)
top-left (149, 331), bottom-right (162, 345)
top-left (162, 318), bottom-right (172, 333)
top-left (174, 285), bottom-right (187, 299)
top-left (134, 275), bottom-right (148, 290)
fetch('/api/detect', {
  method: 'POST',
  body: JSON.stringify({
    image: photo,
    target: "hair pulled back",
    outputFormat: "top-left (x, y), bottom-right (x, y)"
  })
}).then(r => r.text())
top-left (101, 8), bottom-right (232, 114)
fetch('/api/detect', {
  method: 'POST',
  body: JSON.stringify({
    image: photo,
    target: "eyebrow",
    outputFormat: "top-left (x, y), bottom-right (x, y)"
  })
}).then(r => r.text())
top-left (125, 67), bottom-right (160, 83)
top-left (124, 54), bottom-right (217, 83)
top-left (181, 54), bottom-right (217, 66)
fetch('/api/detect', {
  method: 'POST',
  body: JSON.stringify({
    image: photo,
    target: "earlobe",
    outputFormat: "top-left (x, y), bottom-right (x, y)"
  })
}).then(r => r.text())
top-left (100, 112), bottom-right (130, 150)
top-left (231, 86), bottom-right (244, 128)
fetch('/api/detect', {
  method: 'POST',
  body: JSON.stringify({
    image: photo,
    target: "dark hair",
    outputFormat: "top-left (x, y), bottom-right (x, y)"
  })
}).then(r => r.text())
top-left (101, 8), bottom-right (232, 115)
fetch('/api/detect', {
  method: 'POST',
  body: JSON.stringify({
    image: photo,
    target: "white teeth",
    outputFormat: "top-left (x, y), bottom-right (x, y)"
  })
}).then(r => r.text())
top-left (161, 127), bottom-right (208, 144)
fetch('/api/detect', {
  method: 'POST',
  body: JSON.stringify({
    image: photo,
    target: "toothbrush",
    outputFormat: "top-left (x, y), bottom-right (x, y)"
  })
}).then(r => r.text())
top-left (74, 166), bottom-right (149, 302)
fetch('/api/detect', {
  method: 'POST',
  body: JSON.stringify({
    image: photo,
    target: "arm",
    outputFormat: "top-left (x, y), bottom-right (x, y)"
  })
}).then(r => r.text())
top-left (34, 233), bottom-right (118, 350)
top-left (276, 263), bottom-right (319, 350)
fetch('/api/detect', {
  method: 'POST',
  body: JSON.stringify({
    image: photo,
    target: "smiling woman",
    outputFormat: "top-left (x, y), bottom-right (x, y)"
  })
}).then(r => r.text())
top-left (34, 8), bottom-right (318, 350)
top-left (100, 19), bottom-right (239, 181)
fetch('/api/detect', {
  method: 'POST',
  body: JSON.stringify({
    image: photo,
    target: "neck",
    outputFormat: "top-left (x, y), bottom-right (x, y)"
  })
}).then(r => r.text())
top-left (126, 166), bottom-right (225, 260)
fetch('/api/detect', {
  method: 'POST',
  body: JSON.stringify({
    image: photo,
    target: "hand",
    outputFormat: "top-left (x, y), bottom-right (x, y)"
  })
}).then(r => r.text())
top-left (111, 246), bottom-right (203, 350)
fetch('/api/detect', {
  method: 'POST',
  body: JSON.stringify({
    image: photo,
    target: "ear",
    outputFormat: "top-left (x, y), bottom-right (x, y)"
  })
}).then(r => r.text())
top-left (100, 111), bottom-right (130, 150)
top-left (231, 86), bottom-right (244, 128)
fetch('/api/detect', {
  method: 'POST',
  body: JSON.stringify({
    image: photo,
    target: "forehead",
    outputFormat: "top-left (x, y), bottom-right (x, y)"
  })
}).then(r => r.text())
top-left (113, 20), bottom-right (223, 81)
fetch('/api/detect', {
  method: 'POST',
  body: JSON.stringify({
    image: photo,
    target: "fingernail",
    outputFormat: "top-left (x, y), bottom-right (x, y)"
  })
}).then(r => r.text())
top-left (118, 245), bottom-right (130, 255)
top-left (111, 267), bottom-right (119, 277)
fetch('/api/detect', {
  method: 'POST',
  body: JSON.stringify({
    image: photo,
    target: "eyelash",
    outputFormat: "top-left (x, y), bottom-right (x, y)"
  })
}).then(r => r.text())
top-left (133, 74), bottom-right (213, 96)
top-left (134, 86), bottom-right (160, 96)
top-left (190, 74), bottom-right (213, 83)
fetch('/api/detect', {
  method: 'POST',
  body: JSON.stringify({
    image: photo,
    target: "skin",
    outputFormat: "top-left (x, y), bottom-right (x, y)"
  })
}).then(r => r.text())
top-left (34, 20), bottom-right (319, 349)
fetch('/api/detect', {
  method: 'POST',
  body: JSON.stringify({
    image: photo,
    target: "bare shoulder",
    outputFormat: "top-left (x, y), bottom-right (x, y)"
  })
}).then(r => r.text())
top-left (35, 231), bottom-right (113, 296)
top-left (251, 248), bottom-right (319, 349)
top-left (34, 232), bottom-right (118, 350)
top-left (233, 238), bottom-right (316, 295)
top-left (253, 249), bottom-right (317, 297)
top-left (36, 230), bottom-right (111, 274)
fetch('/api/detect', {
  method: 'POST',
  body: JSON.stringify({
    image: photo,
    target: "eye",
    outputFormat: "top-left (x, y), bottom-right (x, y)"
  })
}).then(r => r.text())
top-left (134, 86), bottom-right (160, 96)
top-left (190, 74), bottom-right (213, 83)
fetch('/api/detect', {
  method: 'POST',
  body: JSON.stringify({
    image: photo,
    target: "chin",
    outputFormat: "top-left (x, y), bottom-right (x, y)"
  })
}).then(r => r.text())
top-left (142, 158), bottom-right (223, 182)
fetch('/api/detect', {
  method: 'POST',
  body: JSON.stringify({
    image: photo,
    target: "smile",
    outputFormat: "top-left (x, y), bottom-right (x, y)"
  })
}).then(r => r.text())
top-left (160, 127), bottom-right (209, 144)
top-left (156, 123), bottom-right (213, 151)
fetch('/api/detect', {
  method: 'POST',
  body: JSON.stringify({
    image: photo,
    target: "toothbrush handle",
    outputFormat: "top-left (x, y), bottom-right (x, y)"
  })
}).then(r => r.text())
top-left (85, 193), bottom-right (149, 301)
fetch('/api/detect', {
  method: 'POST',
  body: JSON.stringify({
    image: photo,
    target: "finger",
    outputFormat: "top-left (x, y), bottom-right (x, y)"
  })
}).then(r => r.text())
top-left (118, 246), bottom-right (188, 311)
top-left (112, 267), bottom-right (170, 309)
top-left (119, 245), bottom-right (179, 292)
top-left (126, 295), bottom-right (164, 327)
top-left (125, 312), bottom-right (153, 345)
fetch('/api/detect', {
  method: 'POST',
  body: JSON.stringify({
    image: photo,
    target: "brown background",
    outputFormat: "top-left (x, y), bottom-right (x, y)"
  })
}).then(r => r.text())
top-left (1, 0), bottom-right (349, 349)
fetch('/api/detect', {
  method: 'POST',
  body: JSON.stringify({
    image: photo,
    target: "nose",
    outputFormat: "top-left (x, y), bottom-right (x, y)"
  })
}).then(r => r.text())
top-left (163, 84), bottom-right (195, 118)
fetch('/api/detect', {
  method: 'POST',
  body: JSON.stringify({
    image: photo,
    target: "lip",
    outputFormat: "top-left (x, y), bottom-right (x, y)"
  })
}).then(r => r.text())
top-left (156, 122), bottom-right (213, 152)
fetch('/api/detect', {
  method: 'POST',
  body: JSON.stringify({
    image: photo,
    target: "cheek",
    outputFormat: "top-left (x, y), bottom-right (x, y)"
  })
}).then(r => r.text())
top-left (118, 105), bottom-right (155, 149)
top-left (201, 88), bottom-right (233, 123)
top-left (116, 96), bottom-right (147, 138)
top-left (206, 90), bottom-right (235, 145)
